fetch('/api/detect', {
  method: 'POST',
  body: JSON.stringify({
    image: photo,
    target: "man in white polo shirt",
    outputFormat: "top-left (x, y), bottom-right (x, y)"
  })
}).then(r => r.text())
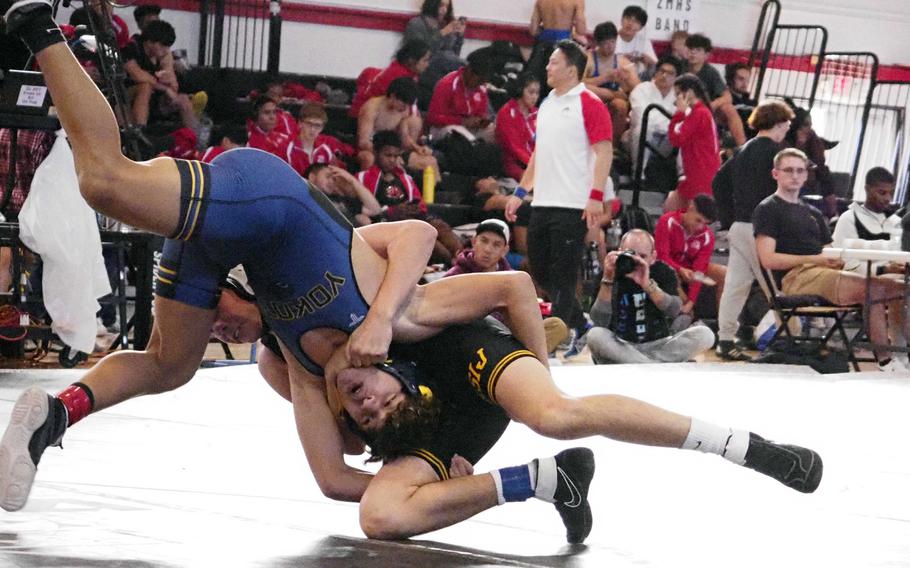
top-left (505, 39), bottom-right (614, 347)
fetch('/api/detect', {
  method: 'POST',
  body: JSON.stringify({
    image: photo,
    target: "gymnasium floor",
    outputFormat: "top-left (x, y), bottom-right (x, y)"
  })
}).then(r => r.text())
top-left (0, 361), bottom-right (907, 567)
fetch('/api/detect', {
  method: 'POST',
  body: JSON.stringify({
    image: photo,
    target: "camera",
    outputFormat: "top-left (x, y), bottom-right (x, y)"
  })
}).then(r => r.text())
top-left (614, 249), bottom-right (639, 279)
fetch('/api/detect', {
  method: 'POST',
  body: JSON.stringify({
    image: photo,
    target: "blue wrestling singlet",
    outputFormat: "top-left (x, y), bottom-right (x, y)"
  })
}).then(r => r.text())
top-left (537, 28), bottom-right (571, 43)
top-left (154, 148), bottom-right (370, 375)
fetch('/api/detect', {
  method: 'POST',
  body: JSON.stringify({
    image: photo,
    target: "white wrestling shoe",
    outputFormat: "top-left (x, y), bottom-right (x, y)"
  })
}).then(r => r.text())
top-left (0, 387), bottom-right (67, 511)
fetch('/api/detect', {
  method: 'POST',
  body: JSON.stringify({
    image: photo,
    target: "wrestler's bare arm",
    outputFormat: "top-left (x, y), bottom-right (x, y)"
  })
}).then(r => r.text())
top-left (347, 220), bottom-right (437, 366)
top-left (281, 340), bottom-right (374, 501)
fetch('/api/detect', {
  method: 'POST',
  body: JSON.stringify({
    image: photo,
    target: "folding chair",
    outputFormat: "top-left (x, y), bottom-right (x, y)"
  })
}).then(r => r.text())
top-left (759, 267), bottom-right (869, 371)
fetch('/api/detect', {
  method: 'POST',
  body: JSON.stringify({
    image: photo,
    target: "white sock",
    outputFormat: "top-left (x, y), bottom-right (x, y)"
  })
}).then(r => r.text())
top-left (681, 418), bottom-right (750, 465)
top-left (532, 456), bottom-right (556, 502)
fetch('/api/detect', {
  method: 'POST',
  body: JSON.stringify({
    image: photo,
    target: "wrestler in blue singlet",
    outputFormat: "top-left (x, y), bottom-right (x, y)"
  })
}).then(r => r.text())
top-left (154, 148), bottom-right (370, 375)
top-left (592, 51), bottom-right (621, 91)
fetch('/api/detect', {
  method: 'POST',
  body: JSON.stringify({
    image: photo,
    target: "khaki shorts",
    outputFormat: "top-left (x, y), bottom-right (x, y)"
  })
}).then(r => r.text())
top-left (781, 264), bottom-right (846, 304)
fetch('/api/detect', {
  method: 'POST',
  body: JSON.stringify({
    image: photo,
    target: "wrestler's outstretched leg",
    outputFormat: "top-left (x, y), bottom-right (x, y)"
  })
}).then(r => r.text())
top-left (3, 0), bottom-right (215, 516)
top-left (493, 356), bottom-right (822, 493)
top-left (3, 1), bottom-right (182, 236)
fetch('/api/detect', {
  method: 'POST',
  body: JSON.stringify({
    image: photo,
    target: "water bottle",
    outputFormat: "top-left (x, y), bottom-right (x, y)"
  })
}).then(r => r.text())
top-left (422, 167), bottom-right (436, 204)
top-left (606, 219), bottom-right (622, 251)
top-left (196, 115), bottom-right (213, 151)
top-left (584, 241), bottom-right (601, 282)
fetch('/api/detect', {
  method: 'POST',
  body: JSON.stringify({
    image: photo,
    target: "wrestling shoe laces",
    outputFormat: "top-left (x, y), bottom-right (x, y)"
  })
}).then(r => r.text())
top-left (1, 0), bottom-right (53, 33)
top-left (0, 387), bottom-right (67, 511)
top-left (549, 447), bottom-right (595, 544)
top-left (743, 433), bottom-right (823, 493)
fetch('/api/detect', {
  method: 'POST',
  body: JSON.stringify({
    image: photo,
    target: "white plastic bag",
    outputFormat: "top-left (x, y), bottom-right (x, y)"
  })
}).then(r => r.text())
top-left (18, 129), bottom-right (111, 354)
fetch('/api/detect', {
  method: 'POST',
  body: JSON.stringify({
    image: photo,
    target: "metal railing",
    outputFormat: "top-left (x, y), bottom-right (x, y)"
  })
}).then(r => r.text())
top-left (810, 52), bottom-right (879, 198)
top-left (747, 0), bottom-right (780, 97)
top-left (630, 103), bottom-right (675, 207)
top-left (754, 24), bottom-right (827, 108)
top-left (749, 0), bottom-right (909, 203)
top-left (197, 0), bottom-right (282, 72)
top-left (862, 82), bottom-right (910, 204)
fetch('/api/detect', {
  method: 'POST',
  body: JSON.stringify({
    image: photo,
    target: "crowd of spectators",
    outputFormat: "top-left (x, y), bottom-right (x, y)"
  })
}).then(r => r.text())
top-left (1, 0), bottom-right (904, 372)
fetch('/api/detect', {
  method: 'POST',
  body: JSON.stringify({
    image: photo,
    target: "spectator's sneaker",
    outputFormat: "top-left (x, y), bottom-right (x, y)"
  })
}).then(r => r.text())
top-left (1, 0), bottom-right (53, 34)
top-left (548, 447), bottom-right (595, 544)
top-left (743, 433), bottom-right (822, 493)
top-left (879, 358), bottom-right (910, 374)
top-left (0, 387), bottom-right (67, 511)
top-left (716, 340), bottom-right (752, 362)
top-left (564, 322), bottom-right (593, 359)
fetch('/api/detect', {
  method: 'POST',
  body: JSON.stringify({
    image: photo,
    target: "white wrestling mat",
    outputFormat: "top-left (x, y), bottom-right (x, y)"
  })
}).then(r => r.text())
top-left (0, 362), bottom-right (907, 567)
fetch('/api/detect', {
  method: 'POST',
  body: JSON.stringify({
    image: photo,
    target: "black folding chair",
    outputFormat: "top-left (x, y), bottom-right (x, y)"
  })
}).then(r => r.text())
top-left (759, 267), bottom-right (869, 371)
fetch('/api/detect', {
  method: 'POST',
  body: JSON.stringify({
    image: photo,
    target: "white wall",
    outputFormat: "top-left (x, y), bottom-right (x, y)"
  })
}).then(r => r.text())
top-left (97, 0), bottom-right (909, 78)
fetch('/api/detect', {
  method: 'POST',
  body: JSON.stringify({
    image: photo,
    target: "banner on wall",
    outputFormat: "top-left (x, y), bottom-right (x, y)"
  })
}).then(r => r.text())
top-left (646, 0), bottom-right (700, 40)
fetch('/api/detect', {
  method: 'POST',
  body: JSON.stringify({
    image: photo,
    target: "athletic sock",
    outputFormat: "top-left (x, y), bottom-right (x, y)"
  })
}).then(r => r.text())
top-left (56, 382), bottom-right (95, 427)
top-left (490, 460), bottom-right (539, 505)
top-left (10, 5), bottom-right (65, 54)
top-left (681, 417), bottom-right (750, 466)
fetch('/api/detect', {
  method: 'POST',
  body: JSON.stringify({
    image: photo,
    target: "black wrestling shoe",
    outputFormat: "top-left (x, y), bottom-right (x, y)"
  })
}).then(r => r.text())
top-left (0, 387), bottom-right (67, 511)
top-left (716, 340), bottom-right (752, 362)
top-left (2, 0), bottom-right (52, 33)
top-left (551, 447), bottom-right (595, 544)
top-left (743, 433), bottom-right (823, 494)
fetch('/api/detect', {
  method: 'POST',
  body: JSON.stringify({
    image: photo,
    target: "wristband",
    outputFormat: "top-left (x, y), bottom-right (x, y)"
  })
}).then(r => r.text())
top-left (514, 187), bottom-right (529, 199)
top-left (588, 188), bottom-right (605, 202)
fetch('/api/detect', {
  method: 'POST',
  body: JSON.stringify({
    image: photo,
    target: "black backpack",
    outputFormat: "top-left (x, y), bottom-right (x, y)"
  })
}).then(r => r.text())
top-left (618, 203), bottom-right (654, 235)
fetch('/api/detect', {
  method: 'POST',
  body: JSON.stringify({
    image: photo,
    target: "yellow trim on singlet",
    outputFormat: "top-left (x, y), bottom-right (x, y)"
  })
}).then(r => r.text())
top-left (487, 349), bottom-right (536, 402)
top-left (157, 275), bottom-right (174, 285)
top-left (410, 448), bottom-right (450, 481)
top-left (158, 265), bottom-right (177, 275)
top-left (175, 160), bottom-right (198, 240)
top-left (184, 161), bottom-right (206, 240)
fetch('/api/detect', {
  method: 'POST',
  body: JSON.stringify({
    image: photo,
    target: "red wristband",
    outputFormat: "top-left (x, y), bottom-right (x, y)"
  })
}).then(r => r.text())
top-left (588, 188), bottom-right (605, 202)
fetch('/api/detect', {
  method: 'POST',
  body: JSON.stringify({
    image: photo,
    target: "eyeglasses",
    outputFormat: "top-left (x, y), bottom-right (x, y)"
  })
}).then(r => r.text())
top-left (777, 167), bottom-right (808, 176)
top-left (301, 120), bottom-right (325, 129)
top-left (655, 68), bottom-right (677, 76)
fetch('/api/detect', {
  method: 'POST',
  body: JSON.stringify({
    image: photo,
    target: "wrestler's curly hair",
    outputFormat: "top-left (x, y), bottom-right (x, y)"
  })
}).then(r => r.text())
top-left (345, 394), bottom-right (442, 463)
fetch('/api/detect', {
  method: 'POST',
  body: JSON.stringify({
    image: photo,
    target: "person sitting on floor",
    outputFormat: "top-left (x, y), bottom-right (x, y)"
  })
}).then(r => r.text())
top-left (654, 194), bottom-right (726, 323)
top-left (445, 218), bottom-right (513, 276)
top-left (586, 228), bottom-right (715, 364)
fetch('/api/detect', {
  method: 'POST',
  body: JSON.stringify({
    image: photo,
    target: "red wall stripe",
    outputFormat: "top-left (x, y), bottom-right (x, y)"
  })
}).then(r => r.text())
top-left (146, 0), bottom-right (910, 82)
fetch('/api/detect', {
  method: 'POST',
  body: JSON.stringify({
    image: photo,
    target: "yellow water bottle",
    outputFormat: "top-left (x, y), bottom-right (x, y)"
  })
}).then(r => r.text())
top-left (422, 167), bottom-right (436, 204)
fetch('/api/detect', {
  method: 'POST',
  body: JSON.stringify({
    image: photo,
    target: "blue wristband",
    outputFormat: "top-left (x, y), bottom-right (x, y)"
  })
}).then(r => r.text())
top-left (514, 187), bottom-right (529, 199)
